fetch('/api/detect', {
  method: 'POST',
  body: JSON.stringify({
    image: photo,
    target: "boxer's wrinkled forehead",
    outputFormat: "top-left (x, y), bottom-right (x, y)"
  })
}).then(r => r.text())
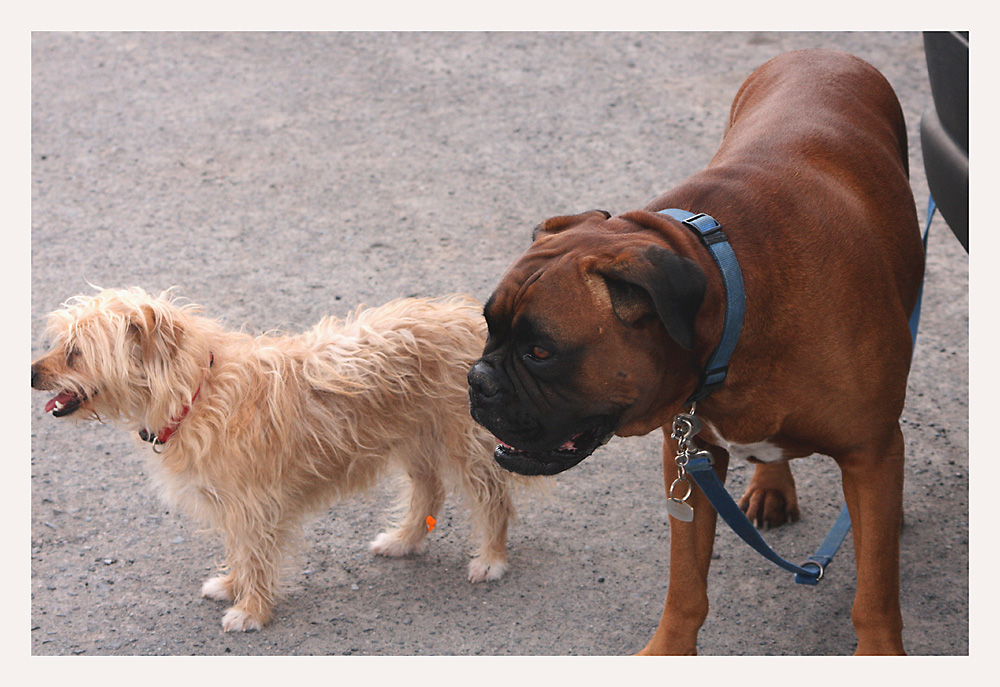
top-left (483, 297), bottom-right (573, 362)
top-left (483, 276), bottom-right (547, 344)
top-left (482, 292), bottom-right (509, 340)
top-left (483, 261), bottom-right (607, 353)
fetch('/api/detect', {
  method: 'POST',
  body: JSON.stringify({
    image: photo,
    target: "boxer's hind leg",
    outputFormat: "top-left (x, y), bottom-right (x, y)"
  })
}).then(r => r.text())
top-left (737, 459), bottom-right (800, 529)
top-left (835, 426), bottom-right (906, 655)
top-left (638, 435), bottom-right (729, 656)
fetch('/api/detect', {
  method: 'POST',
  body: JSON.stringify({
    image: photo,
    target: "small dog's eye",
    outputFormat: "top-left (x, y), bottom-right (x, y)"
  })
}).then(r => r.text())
top-left (66, 347), bottom-right (80, 365)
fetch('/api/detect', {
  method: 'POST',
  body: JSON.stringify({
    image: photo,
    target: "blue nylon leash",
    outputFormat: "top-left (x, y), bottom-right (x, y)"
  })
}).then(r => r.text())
top-left (686, 455), bottom-right (852, 584)
top-left (659, 203), bottom-right (932, 584)
top-left (909, 196), bottom-right (935, 346)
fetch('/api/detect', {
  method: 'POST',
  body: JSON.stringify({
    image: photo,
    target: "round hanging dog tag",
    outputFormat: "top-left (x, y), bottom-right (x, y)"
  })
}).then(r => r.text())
top-left (666, 498), bottom-right (694, 522)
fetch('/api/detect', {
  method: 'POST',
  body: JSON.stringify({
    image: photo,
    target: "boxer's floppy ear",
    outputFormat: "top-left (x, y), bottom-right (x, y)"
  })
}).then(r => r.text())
top-left (599, 246), bottom-right (706, 350)
top-left (532, 209), bottom-right (611, 242)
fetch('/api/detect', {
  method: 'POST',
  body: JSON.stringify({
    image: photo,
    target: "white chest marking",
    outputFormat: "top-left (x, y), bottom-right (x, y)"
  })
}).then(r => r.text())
top-left (702, 419), bottom-right (786, 463)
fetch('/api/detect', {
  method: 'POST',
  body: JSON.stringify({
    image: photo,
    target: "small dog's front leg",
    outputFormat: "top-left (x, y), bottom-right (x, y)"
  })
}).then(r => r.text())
top-left (200, 566), bottom-right (271, 632)
top-left (221, 562), bottom-right (278, 632)
top-left (210, 520), bottom-right (290, 632)
top-left (462, 452), bottom-right (513, 583)
top-left (201, 572), bottom-right (235, 601)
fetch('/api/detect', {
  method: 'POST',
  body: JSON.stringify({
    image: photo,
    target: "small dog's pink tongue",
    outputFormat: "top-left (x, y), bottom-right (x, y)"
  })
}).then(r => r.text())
top-left (45, 392), bottom-right (77, 414)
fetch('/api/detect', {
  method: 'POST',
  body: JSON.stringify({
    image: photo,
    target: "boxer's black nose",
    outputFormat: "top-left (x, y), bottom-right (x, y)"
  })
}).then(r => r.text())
top-left (468, 360), bottom-right (500, 398)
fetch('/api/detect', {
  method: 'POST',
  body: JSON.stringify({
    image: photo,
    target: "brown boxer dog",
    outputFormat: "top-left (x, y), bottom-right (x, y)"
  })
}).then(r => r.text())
top-left (468, 49), bottom-right (924, 655)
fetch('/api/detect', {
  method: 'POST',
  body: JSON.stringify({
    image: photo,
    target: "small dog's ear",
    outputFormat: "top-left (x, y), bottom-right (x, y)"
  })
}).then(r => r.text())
top-left (598, 246), bottom-right (706, 350)
top-left (130, 303), bottom-right (182, 362)
top-left (532, 209), bottom-right (611, 242)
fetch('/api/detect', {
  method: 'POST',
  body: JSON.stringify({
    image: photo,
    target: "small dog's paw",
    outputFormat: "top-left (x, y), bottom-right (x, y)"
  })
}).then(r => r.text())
top-left (221, 607), bottom-right (263, 632)
top-left (201, 576), bottom-right (233, 601)
top-left (468, 556), bottom-right (507, 583)
top-left (370, 531), bottom-right (427, 557)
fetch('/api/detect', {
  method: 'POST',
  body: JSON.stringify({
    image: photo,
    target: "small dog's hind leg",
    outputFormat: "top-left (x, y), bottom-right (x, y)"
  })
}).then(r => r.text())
top-left (370, 459), bottom-right (444, 558)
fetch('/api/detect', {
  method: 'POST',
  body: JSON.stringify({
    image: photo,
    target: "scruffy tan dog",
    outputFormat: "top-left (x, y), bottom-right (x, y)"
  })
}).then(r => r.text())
top-left (31, 287), bottom-right (517, 631)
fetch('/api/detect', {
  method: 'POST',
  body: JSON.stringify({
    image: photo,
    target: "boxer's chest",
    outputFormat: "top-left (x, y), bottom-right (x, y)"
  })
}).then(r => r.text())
top-left (701, 418), bottom-right (786, 463)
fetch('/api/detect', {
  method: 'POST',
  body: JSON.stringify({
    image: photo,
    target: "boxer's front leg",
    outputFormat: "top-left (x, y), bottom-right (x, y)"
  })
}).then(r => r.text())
top-left (638, 433), bottom-right (729, 655)
top-left (836, 426), bottom-right (906, 655)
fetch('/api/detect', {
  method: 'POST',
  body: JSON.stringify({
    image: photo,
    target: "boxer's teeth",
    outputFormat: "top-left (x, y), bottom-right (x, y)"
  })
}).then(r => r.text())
top-left (496, 440), bottom-right (526, 456)
top-left (54, 401), bottom-right (64, 411)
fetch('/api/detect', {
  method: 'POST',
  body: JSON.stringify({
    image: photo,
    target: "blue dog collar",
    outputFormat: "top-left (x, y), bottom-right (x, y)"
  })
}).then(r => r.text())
top-left (657, 208), bottom-right (746, 405)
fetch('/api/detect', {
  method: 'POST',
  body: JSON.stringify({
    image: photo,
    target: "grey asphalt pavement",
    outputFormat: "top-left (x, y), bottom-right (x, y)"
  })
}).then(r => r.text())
top-left (29, 32), bottom-right (968, 658)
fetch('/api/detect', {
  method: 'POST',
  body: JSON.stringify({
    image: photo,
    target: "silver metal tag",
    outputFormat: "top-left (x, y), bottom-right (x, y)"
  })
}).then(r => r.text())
top-left (666, 498), bottom-right (695, 522)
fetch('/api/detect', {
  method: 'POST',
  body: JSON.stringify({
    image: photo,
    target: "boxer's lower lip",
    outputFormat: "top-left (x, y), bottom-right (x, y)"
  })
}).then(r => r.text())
top-left (492, 422), bottom-right (616, 476)
top-left (496, 431), bottom-right (587, 458)
top-left (493, 443), bottom-right (591, 476)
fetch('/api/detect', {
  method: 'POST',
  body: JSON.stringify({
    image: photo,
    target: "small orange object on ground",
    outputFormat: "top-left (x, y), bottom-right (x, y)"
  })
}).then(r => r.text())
top-left (426, 515), bottom-right (436, 532)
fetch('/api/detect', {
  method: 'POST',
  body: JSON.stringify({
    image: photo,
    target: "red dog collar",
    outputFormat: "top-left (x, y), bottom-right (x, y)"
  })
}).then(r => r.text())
top-left (139, 353), bottom-right (213, 447)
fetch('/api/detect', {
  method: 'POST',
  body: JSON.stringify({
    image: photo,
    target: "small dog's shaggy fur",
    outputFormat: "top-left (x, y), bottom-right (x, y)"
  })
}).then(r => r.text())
top-left (31, 287), bottom-right (518, 631)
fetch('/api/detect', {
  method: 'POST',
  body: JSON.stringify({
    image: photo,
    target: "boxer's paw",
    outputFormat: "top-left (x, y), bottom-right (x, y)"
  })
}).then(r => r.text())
top-left (738, 460), bottom-right (801, 529)
top-left (738, 486), bottom-right (800, 529)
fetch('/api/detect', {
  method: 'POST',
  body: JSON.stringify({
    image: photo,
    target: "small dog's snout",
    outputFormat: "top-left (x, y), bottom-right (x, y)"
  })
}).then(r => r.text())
top-left (468, 360), bottom-right (500, 398)
top-left (31, 363), bottom-right (40, 389)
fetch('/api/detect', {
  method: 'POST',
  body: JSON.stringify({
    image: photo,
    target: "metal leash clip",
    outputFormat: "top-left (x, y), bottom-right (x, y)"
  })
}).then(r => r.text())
top-left (667, 408), bottom-right (713, 522)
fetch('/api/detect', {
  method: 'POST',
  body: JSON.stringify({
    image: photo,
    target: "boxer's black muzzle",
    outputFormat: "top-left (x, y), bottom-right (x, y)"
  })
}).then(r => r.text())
top-left (468, 358), bottom-right (617, 476)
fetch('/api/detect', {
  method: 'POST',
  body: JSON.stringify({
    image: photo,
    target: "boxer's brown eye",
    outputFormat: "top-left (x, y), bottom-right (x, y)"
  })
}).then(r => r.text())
top-left (529, 346), bottom-right (551, 361)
